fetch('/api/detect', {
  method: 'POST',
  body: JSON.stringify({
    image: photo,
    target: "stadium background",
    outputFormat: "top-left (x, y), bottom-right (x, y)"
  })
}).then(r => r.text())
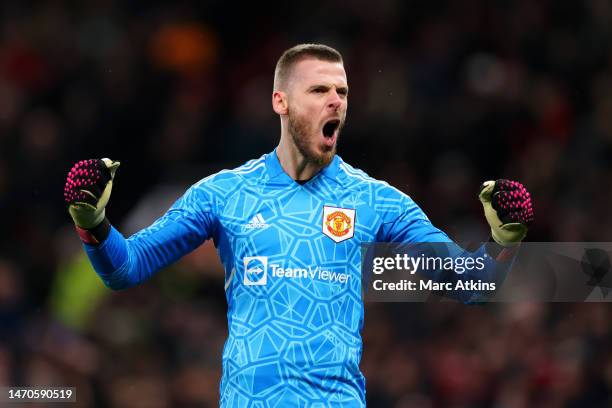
top-left (1, 0), bottom-right (611, 406)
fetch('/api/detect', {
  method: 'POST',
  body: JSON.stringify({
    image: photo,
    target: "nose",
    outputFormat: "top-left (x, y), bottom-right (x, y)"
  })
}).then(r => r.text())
top-left (327, 90), bottom-right (343, 111)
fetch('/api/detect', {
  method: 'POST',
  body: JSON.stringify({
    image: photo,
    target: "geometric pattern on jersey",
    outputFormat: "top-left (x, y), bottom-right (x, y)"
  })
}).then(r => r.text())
top-left (84, 150), bottom-right (504, 408)
top-left (184, 151), bottom-right (451, 407)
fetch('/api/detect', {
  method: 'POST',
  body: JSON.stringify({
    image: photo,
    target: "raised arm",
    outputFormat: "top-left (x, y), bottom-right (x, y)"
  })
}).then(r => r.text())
top-left (64, 159), bottom-right (216, 289)
top-left (374, 179), bottom-right (534, 301)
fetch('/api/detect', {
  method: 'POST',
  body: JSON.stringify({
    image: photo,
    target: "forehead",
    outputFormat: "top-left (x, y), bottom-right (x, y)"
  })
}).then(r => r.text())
top-left (290, 58), bottom-right (347, 88)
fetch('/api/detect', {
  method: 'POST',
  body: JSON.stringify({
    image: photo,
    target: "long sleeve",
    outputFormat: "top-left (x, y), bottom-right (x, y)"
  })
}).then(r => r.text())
top-left (375, 185), bottom-right (513, 302)
top-left (83, 182), bottom-right (218, 289)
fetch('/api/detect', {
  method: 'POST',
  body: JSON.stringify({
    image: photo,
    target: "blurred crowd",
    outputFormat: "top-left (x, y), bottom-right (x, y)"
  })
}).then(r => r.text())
top-left (1, 0), bottom-right (612, 406)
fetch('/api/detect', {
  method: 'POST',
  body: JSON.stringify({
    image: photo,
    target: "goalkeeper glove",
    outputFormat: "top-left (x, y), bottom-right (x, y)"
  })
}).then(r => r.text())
top-left (64, 158), bottom-right (120, 231)
top-left (479, 179), bottom-right (534, 246)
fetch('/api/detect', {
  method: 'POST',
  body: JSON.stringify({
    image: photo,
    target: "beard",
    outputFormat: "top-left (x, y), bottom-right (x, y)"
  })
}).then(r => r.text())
top-left (287, 108), bottom-right (341, 167)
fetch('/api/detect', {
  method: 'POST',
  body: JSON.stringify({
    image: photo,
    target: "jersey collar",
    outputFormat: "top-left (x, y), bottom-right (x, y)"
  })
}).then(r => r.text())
top-left (266, 148), bottom-right (341, 185)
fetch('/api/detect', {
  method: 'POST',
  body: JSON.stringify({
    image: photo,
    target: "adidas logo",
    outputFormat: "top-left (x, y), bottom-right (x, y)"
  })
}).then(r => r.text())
top-left (245, 213), bottom-right (268, 229)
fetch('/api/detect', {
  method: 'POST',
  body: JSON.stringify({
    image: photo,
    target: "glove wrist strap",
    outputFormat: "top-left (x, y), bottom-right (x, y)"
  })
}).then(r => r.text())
top-left (75, 218), bottom-right (111, 245)
top-left (486, 238), bottom-right (520, 262)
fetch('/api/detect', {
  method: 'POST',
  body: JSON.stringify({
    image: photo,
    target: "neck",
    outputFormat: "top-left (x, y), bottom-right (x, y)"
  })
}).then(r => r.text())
top-left (276, 137), bottom-right (325, 181)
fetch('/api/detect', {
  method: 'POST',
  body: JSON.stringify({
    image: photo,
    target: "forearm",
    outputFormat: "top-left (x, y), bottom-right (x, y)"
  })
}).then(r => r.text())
top-left (409, 242), bottom-right (514, 303)
top-left (83, 211), bottom-right (211, 290)
top-left (463, 243), bottom-right (516, 303)
top-left (84, 225), bottom-right (133, 289)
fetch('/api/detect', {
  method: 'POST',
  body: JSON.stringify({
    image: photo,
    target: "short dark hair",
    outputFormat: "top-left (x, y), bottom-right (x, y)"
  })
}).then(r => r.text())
top-left (273, 44), bottom-right (343, 90)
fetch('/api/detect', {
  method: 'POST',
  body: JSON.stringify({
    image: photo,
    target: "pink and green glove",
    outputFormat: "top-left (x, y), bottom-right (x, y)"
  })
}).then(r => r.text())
top-left (479, 179), bottom-right (534, 246)
top-left (64, 159), bottom-right (120, 241)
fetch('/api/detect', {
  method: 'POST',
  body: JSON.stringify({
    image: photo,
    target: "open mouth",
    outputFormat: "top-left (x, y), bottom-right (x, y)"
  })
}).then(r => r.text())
top-left (322, 119), bottom-right (340, 138)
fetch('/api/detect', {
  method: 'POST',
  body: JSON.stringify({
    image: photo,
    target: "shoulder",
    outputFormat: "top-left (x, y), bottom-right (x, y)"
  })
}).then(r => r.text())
top-left (336, 157), bottom-right (430, 223)
top-left (175, 155), bottom-right (267, 211)
top-left (336, 157), bottom-right (409, 201)
top-left (192, 154), bottom-right (268, 193)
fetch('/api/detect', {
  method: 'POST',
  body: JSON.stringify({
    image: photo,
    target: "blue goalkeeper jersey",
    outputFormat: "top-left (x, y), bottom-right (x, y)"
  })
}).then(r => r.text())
top-left (84, 150), bottom-right (504, 407)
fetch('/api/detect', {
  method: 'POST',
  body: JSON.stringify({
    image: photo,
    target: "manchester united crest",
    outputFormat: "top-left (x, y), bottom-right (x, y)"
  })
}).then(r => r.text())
top-left (322, 205), bottom-right (356, 243)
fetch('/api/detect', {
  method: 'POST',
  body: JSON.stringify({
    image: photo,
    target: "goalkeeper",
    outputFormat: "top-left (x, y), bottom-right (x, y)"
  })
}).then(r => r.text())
top-left (64, 44), bottom-right (533, 407)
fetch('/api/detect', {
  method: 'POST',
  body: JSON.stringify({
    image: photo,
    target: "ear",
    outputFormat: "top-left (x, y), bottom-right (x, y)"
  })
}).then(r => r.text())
top-left (272, 90), bottom-right (288, 115)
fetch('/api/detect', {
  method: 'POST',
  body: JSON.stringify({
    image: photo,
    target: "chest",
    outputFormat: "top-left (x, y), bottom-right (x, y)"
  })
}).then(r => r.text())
top-left (218, 185), bottom-right (378, 259)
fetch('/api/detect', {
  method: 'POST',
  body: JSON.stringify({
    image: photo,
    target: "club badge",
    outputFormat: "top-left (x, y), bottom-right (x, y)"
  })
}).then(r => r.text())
top-left (322, 205), bottom-right (355, 243)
